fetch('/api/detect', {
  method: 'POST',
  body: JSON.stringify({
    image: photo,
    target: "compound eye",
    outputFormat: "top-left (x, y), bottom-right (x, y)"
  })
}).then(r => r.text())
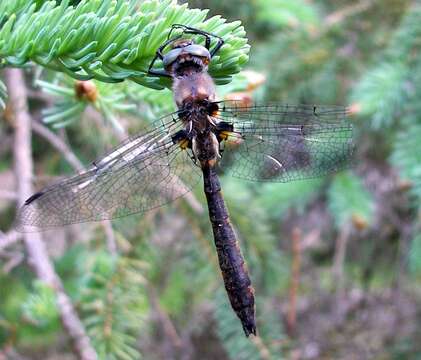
top-left (163, 48), bottom-right (182, 68)
top-left (184, 44), bottom-right (211, 61)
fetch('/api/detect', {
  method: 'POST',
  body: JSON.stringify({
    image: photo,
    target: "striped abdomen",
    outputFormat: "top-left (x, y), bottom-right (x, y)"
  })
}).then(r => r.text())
top-left (202, 164), bottom-right (256, 336)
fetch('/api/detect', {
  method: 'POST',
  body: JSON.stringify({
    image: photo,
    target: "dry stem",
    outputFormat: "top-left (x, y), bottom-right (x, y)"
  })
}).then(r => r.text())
top-left (5, 68), bottom-right (97, 360)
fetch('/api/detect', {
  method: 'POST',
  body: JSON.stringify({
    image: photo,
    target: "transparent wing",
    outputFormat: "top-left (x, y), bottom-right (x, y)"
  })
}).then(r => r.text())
top-left (16, 112), bottom-right (201, 231)
top-left (215, 102), bottom-right (353, 182)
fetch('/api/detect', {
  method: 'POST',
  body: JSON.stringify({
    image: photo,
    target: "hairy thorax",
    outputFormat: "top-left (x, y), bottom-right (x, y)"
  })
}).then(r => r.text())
top-left (172, 70), bottom-right (216, 109)
top-left (171, 67), bottom-right (219, 167)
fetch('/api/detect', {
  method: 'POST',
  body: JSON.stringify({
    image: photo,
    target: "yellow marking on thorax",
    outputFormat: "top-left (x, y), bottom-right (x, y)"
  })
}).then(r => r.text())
top-left (219, 131), bottom-right (230, 140)
top-left (179, 139), bottom-right (190, 150)
top-left (220, 131), bottom-right (243, 145)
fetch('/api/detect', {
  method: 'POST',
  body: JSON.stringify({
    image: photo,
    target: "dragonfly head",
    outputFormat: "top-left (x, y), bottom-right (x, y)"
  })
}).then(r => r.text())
top-left (163, 39), bottom-right (211, 76)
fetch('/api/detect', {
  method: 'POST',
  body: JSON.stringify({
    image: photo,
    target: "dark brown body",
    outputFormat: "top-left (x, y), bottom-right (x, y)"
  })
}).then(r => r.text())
top-left (168, 52), bottom-right (256, 336)
top-left (202, 162), bottom-right (256, 336)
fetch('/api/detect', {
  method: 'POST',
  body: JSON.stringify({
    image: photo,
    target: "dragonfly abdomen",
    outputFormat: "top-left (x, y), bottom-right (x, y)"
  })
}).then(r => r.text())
top-left (202, 164), bottom-right (256, 336)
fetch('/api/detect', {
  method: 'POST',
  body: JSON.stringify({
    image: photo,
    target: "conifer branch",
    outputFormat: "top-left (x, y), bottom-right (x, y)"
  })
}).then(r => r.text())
top-left (0, 0), bottom-right (249, 93)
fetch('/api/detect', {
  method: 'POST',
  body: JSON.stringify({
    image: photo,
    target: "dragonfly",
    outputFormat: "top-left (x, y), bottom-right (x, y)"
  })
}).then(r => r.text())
top-left (16, 24), bottom-right (353, 337)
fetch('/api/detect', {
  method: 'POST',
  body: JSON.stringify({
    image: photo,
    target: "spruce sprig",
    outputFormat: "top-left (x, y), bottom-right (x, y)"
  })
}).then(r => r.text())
top-left (80, 252), bottom-right (149, 360)
top-left (0, 0), bottom-right (250, 92)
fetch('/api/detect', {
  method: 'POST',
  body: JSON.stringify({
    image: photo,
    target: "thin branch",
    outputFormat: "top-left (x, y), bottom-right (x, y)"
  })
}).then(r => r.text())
top-left (182, 191), bottom-right (204, 215)
top-left (147, 285), bottom-right (183, 358)
top-left (250, 336), bottom-right (271, 360)
top-left (332, 222), bottom-right (352, 297)
top-left (31, 121), bottom-right (84, 172)
top-left (286, 227), bottom-right (301, 337)
top-left (27, 88), bottom-right (55, 106)
top-left (1, 250), bottom-right (24, 273)
top-left (5, 68), bottom-right (97, 360)
top-left (102, 220), bottom-right (117, 255)
top-left (0, 230), bottom-right (22, 253)
top-left (325, 0), bottom-right (374, 27)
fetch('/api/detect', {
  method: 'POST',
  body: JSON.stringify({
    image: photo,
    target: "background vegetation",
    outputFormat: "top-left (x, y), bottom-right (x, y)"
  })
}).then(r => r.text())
top-left (1, 0), bottom-right (421, 359)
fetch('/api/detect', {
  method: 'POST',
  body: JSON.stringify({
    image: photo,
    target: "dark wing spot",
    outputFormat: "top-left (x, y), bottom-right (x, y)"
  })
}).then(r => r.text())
top-left (207, 101), bottom-right (219, 116)
top-left (216, 121), bottom-right (234, 132)
top-left (24, 191), bottom-right (44, 205)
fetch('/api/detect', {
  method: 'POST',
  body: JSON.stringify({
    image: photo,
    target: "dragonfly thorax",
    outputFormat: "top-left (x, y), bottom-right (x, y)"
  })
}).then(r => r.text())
top-left (172, 71), bottom-right (216, 109)
top-left (162, 38), bottom-right (216, 116)
top-left (164, 39), bottom-right (219, 166)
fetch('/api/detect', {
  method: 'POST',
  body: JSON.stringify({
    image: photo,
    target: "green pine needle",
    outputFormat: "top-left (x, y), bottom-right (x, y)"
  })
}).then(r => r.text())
top-left (21, 281), bottom-right (60, 329)
top-left (409, 233), bottom-right (421, 277)
top-left (0, 0), bottom-right (250, 90)
top-left (213, 289), bottom-right (284, 359)
top-left (390, 122), bottom-right (421, 203)
top-left (350, 4), bottom-right (421, 130)
top-left (80, 252), bottom-right (148, 360)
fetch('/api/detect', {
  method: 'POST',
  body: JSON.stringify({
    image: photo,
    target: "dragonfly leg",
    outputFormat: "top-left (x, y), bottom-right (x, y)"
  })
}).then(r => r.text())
top-left (187, 120), bottom-right (193, 135)
top-left (218, 140), bottom-right (225, 158)
top-left (149, 24), bottom-right (225, 78)
top-left (170, 24), bottom-right (224, 57)
top-left (147, 35), bottom-right (183, 78)
top-left (190, 153), bottom-right (199, 166)
top-left (147, 53), bottom-right (171, 78)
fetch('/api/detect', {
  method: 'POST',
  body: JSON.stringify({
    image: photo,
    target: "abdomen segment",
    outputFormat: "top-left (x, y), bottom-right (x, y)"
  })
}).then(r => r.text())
top-left (202, 164), bottom-right (256, 336)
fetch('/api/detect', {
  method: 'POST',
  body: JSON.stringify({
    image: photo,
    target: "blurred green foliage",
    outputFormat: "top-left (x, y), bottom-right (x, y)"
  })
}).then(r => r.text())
top-left (409, 234), bottom-right (421, 277)
top-left (1, 0), bottom-right (421, 359)
top-left (21, 281), bottom-right (60, 330)
top-left (79, 252), bottom-right (148, 359)
top-left (328, 171), bottom-right (374, 228)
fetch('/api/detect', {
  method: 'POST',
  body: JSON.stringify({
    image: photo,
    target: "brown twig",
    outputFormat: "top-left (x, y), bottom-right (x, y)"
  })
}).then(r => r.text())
top-left (250, 336), bottom-right (271, 360)
top-left (102, 220), bottom-right (117, 255)
top-left (332, 222), bottom-right (352, 297)
top-left (286, 227), bottom-right (302, 337)
top-left (1, 249), bottom-right (24, 273)
top-left (147, 285), bottom-right (183, 359)
top-left (5, 68), bottom-right (97, 360)
top-left (325, 0), bottom-right (374, 27)
top-left (31, 121), bottom-right (84, 172)
top-left (0, 230), bottom-right (22, 253)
